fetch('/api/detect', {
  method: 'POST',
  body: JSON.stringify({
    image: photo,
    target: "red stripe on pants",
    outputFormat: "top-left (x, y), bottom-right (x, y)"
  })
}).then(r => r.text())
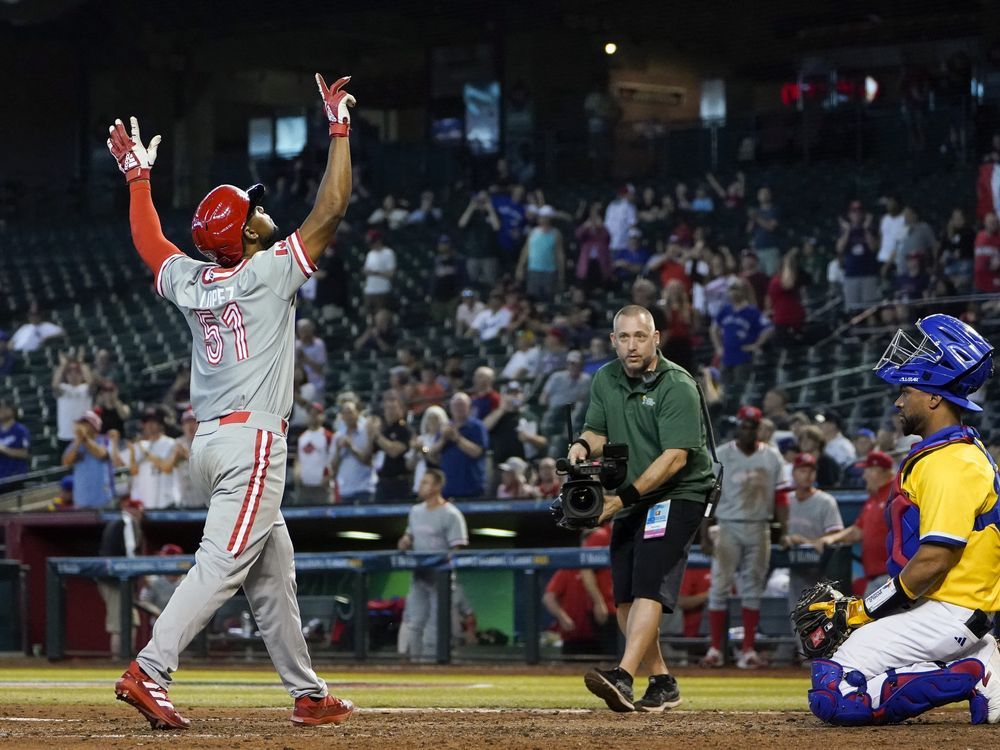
top-left (233, 432), bottom-right (272, 557)
top-left (228, 430), bottom-right (264, 553)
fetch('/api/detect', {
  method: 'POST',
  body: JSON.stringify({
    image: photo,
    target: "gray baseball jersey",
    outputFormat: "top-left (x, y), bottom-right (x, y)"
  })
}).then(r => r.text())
top-left (406, 501), bottom-right (469, 553)
top-left (714, 441), bottom-right (784, 522)
top-left (787, 489), bottom-right (844, 539)
top-left (155, 230), bottom-right (315, 421)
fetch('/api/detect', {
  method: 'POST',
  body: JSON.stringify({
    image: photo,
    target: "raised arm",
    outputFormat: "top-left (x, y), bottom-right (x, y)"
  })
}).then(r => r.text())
top-left (298, 74), bottom-right (355, 264)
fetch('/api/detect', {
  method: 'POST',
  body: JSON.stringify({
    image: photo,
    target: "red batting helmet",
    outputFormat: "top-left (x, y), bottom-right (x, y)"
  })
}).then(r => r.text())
top-left (191, 183), bottom-right (265, 267)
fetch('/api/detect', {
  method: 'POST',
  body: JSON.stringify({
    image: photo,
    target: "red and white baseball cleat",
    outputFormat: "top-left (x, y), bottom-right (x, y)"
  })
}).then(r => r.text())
top-left (114, 660), bottom-right (190, 730)
top-left (699, 646), bottom-right (724, 668)
top-left (291, 693), bottom-right (355, 726)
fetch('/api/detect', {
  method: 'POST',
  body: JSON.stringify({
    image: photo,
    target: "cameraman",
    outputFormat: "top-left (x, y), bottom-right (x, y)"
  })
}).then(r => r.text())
top-left (572, 305), bottom-right (714, 713)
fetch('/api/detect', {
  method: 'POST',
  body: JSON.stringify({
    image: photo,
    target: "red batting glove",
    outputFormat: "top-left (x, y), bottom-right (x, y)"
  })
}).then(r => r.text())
top-left (315, 74), bottom-right (356, 137)
top-left (106, 116), bottom-right (161, 183)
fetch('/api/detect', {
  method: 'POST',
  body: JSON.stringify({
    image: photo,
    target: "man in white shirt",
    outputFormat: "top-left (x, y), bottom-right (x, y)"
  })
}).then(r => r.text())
top-left (876, 195), bottom-right (907, 273)
top-left (454, 289), bottom-right (486, 338)
top-left (604, 186), bottom-right (637, 252)
top-left (128, 408), bottom-right (180, 510)
top-left (295, 402), bottom-right (334, 505)
top-left (469, 289), bottom-right (512, 341)
top-left (295, 319), bottom-right (328, 399)
top-left (818, 412), bottom-right (857, 467)
top-left (501, 330), bottom-right (541, 381)
top-left (362, 229), bottom-right (396, 310)
top-left (10, 308), bottom-right (64, 352)
top-left (331, 399), bottom-right (376, 504)
top-left (52, 352), bottom-right (94, 450)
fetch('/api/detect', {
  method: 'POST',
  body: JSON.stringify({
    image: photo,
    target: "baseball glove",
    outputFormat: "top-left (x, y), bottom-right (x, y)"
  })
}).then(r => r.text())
top-left (790, 581), bottom-right (856, 660)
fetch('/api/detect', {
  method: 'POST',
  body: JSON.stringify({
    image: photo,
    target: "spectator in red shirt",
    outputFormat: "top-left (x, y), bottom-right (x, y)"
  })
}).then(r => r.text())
top-left (675, 566), bottom-right (712, 637)
top-left (658, 279), bottom-right (695, 374)
top-left (815, 451), bottom-right (894, 597)
top-left (645, 237), bottom-right (691, 292)
top-left (767, 247), bottom-right (807, 346)
top-left (973, 212), bottom-right (1000, 294)
top-left (542, 525), bottom-right (616, 655)
top-left (534, 457), bottom-right (564, 499)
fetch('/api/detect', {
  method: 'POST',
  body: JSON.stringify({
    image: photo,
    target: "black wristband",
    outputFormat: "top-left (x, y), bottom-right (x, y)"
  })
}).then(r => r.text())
top-left (570, 438), bottom-right (591, 459)
top-left (618, 484), bottom-right (640, 508)
top-left (862, 574), bottom-right (915, 620)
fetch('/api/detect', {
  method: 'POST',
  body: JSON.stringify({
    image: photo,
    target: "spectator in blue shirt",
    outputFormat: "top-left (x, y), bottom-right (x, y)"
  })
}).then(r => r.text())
top-left (61, 409), bottom-right (115, 509)
top-left (710, 278), bottom-right (772, 399)
top-left (0, 400), bottom-right (30, 484)
top-left (432, 392), bottom-right (488, 498)
top-left (611, 228), bottom-right (651, 281)
top-left (746, 187), bottom-right (781, 275)
top-left (491, 184), bottom-right (527, 269)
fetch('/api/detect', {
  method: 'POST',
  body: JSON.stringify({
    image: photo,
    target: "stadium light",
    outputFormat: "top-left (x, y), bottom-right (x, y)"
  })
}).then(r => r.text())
top-left (604, 42), bottom-right (617, 56)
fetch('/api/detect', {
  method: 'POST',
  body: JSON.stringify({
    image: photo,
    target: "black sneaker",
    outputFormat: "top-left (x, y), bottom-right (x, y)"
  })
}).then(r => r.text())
top-left (634, 673), bottom-right (682, 713)
top-left (584, 667), bottom-right (634, 712)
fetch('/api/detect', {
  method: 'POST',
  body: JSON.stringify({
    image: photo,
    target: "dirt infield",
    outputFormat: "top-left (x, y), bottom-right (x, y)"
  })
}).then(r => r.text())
top-left (0, 703), bottom-right (986, 749)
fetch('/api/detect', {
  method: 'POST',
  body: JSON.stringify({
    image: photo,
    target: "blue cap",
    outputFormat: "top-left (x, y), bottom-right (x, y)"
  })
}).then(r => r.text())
top-left (438, 234), bottom-right (452, 245)
top-left (777, 437), bottom-right (797, 454)
top-left (855, 428), bottom-right (875, 439)
top-left (60, 476), bottom-right (74, 490)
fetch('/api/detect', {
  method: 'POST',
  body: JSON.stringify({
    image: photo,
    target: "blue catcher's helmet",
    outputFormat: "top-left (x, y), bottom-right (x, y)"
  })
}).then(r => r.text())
top-left (874, 314), bottom-right (994, 412)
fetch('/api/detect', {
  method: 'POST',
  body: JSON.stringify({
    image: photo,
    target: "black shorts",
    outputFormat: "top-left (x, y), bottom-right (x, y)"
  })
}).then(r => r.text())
top-left (610, 498), bottom-right (705, 612)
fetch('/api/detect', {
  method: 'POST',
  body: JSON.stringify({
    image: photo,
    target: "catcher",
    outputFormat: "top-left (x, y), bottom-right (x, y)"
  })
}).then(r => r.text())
top-left (791, 314), bottom-right (1000, 725)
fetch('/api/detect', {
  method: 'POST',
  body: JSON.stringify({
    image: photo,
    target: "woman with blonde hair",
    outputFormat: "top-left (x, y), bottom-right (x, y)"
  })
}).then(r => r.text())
top-left (406, 405), bottom-right (450, 493)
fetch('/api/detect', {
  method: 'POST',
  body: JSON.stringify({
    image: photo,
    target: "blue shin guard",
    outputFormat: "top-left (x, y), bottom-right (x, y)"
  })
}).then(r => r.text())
top-left (874, 658), bottom-right (985, 724)
top-left (809, 660), bottom-right (874, 726)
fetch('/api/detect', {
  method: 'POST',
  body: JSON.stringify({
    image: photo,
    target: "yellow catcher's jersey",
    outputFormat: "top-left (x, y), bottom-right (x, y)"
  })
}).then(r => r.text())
top-left (901, 441), bottom-right (1000, 611)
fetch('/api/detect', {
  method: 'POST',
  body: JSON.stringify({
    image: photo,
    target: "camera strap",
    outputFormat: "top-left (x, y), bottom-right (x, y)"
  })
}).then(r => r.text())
top-left (695, 381), bottom-right (723, 520)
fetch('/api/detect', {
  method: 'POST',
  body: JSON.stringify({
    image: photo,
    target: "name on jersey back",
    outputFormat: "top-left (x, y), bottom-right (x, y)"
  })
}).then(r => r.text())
top-left (199, 286), bottom-right (236, 308)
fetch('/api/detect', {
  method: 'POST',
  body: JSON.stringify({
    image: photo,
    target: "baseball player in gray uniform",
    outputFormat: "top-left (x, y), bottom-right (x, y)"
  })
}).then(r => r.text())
top-left (106, 73), bottom-right (356, 730)
top-left (701, 405), bottom-right (785, 669)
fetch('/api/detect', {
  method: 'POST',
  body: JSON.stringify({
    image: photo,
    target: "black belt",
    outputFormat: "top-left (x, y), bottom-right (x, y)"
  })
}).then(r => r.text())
top-left (965, 608), bottom-right (994, 639)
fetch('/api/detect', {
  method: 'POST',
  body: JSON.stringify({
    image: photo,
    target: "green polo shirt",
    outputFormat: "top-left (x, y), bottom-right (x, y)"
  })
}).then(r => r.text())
top-left (584, 353), bottom-right (715, 518)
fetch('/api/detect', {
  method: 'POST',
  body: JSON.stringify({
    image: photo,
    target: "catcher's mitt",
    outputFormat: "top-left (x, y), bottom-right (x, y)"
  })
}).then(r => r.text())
top-left (790, 581), bottom-right (855, 660)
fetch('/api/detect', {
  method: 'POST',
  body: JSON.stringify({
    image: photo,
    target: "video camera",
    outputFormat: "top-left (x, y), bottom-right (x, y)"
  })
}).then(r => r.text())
top-left (550, 443), bottom-right (629, 530)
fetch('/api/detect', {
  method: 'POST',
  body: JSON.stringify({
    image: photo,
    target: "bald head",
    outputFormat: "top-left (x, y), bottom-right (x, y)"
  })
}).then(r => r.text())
top-left (611, 305), bottom-right (660, 377)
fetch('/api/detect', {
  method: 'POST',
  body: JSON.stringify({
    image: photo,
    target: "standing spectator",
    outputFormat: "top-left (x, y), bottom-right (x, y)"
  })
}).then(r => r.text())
top-left (876, 195), bottom-right (907, 276)
top-left (458, 190), bottom-right (502, 287)
top-left (10, 306), bottom-right (64, 352)
top-left (492, 184), bottom-right (528, 270)
top-left (501, 330), bottom-right (541, 382)
top-left (818, 412), bottom-right (856, 467)
top-left (454, 289), bottom-right (486, 338)
top-left (542, 524), bottom-right (617, 656)
top-left (173, 410), bottom-right (203, 508)
top-left (738, 249), bottom-right (770, 309)
top-left (535, 457), bottom-right (564, 498)
top-left (658, 280), bottom-right (695, 374)
top-left (766, 248), bottom-right (807, 344)
top-left (361, 230), bottom-right (397, 311)
top-left (710, 279), bottom-right (772, 397)
top-left (295, 319), bottom-right (328, 399)
top-left (483, 381), bottom-right (547, 465)
top-left (973, 212), bottom-right (1000, 294)
top-left (495, 456), bottom-right (538, 498)
top-left (406, 190), bottom-right (442, 226)
top-left (516, 206), bottom-right (565, 301)
top-left (691, 184), bottom-right (715, 213)
top-left (894, 253), bottom-right (931, 302)
top-left (92, 349), bottom-right (122, 385)
top-left (469, 366), bottom-right (501, 421)
top-left (836, 201), bottom-right (880, 312)
top-left (367, 194), bottom-right (408, 230)
top-left (469, 290), bottom-right (512, 342)
top-left (432, 393), bottom-right (488, 499)
top-left (539, 350), bottom-right (591, 435)
top-left (701, 406), bottom-right (785, 669)
top-left (93, 380), bottom-right (131, 436)
top-left (97, 498), bottom-right (144, 656)
top-left (369, 393), bottom-right (412, 503)
top-left (781, 453), bottom-right (844, 608)
top-left (613, 228), bottom-right (652, 282)
top-left (894, 206), bottom-right (938, 277)
top-left (574, 202), bottom-right (613, 290)
top-left (0, 400), bottom-right (30, 484)
top-left (938, 207), bottom-right (975, 291)
top-left (796, 424), bottom-right (842, 487)
top-left (746, 187), bottom-right (781, 275)
top-left (295, 403), bottom-right (333, 505)
top-left (411, 362), bottom-right (447, 417)
top-left (532, 328), bottom-right (570, 391)
top-left (604, 186), bottom-right (637, 254)
top-left (331, 399), bottom-right (376, 504)
top-left (290, 365), bottom-right (317, 431)
top-left (428, 235), bottom-right (464, 324)
top-left (396, 469), bottom-right (469, 661)
top-left (52, 351), bottom-right (94, 454)
top-left (815, 451), bottom-right (893, 597)
top-left (128, 408), bottom-right (179, 510)
top-left (407, 405), bottom-right (448, 495)
top-left (353, 308), bottom-right (398, 355)
top-left (62, 410), bottom-right (114, 509)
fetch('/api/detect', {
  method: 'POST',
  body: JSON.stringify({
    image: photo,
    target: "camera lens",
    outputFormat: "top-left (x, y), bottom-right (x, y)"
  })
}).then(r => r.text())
top-left (566, 485), bottom-right (600, 515)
